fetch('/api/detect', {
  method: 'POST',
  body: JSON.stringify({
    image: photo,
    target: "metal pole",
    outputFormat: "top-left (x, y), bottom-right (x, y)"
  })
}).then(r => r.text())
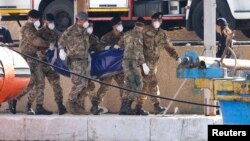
top-left (74, 0), bottom-right (77, 22)
top-left (204, 0), bottom-right (217, 116)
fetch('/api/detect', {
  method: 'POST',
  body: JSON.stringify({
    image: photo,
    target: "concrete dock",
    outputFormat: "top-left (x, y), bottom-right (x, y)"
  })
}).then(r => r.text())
top-left (0, 114), bottom-right (222, 141)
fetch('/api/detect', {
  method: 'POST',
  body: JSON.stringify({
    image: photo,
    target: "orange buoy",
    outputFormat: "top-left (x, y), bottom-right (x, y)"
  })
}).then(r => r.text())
top-left (0, 47), bottom-right (30, 103)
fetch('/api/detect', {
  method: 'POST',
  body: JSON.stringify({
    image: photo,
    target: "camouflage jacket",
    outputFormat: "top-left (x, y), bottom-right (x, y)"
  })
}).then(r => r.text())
top-left (19, 22), bottom-right (49, 55)
top-left (118, 27), bottom-right (144, 64)
top-left (58, 24), bottom-right (89, 59)
top-left (143, 25), bottom-right (179, 63)
top-left (89, 34), bottom-right (103, 52)
top-left (37, 26), bottom-right (58, 59)
top-left (100, 30), bottom-right (123, 48)
top-left (37, 26), bottom-right (58, 44)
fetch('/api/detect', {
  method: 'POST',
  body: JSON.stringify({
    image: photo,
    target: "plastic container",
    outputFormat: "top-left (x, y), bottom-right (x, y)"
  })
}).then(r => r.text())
top-left (169, 1), bottom-right (179, 15)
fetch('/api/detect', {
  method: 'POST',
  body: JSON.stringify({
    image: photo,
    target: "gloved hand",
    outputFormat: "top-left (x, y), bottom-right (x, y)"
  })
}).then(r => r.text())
top-left (142, 63), bottom-right (150, 75)
top-left (113, 45), bottom-right (120, 49)
top-left (59, 49), bottom-right (67, 60)
top-left (177, 58), bottom-right (182, 64)
top-left (49, 43), bottom-right (55, 50)
top-left (91, 51), bottom-right (95, 54)
top-left (104, 46), bottom-right (111, 50)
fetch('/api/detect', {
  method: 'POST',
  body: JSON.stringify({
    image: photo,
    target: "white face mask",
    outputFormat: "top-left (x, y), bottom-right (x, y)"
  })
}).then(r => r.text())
top-left (48, 23), bottom-right (55, 30)
top-left (34, 20), bottom-right (40, 30)
top-left (87, 27), bottom-right (93, 34)
top-left (116, 24), bottom-right (123, 32)
top-left (83, 21), bottom-right (89, 28)
top-left (153, 21), bottom-right (161, 29)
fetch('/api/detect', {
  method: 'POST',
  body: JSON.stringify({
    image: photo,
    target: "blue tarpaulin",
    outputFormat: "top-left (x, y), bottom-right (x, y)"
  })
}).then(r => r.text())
top-left (46, 48), bottom-right (124, 78)
top-left (46, 48), bottom-right (71, 77)
top-left (90, 48), bottom-right (124, 78)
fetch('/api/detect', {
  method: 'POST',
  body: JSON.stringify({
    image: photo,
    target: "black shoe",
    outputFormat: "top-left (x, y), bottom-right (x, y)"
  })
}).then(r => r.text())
top-left (25, 103), bottom-right (35, 115)
top-left (134, 105), bottom-right (149, 115)
top-left (90, 101), bottom-right (103, 115)
top-left (57, 102), bottom-right (67, 115)
top-left (154, 103), bottom-right (166, 115)
top-left (119, 100), bottom-right (135, 115)
top-left (35, 104), bottom-right (53, 115)
top-left (8, 99), bottom-right (17, 114)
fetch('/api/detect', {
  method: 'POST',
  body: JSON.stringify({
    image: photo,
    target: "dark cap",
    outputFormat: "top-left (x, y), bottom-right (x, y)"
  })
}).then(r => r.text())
top-left (216, 17), bottom-right (228, 27)
top-left (136, 17), bottom-right (145, 24)
top-left (110, 16), bottom-right (121, 26)
top-left (44, 13), bottom-right (54, 21)
top-left (28, 9), bottom-right (41, 19)
top-left (76, 11), bottom-right (88, 20)
top-left (151, 12), bottom-right (163, 19)
top-left (135, 17), bottom-right (145, 27)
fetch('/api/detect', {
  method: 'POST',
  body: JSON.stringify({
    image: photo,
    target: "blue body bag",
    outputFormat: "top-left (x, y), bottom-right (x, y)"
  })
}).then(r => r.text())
top-left (46, 48), bottom-right (124, 78)
top-left (46, 48), bottom-right (71, 77)
top-left (90, 48), bottom-right (124, 78)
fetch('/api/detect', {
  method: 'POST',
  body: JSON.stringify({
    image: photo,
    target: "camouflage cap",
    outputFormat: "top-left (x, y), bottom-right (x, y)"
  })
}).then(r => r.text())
top-left (76, 11), bottom-right (88, 20)
top-left (151, 12), bottom-right (163, 19)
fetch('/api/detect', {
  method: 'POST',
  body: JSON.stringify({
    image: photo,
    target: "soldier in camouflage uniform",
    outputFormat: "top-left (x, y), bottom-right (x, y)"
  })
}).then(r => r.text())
top-left (58, 11), bottom-right (90, 114)
top-left (90, 16), bottom-right (125, 115)
top-left (35, 13), bottom-right (67, 115)
top-left (142, 12), bottom-right (180, 114)
top-left (10, 10), bottom-right (50, 115)
top-left (73, 20), bottom-right (104, 115)
top-left (117, 17), bottom-right (150, 115)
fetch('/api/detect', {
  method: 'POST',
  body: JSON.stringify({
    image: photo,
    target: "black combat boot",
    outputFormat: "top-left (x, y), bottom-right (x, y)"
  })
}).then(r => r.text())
top-left (57, 102), bottom-right (67, 115)
top-left (134, 105), bottom-right (149, 115)
top-left (154, 103), bottom-right (166, 115)
top-left (8, 99), bottom-right (17, 114)
top-left (25, 103), bottom-right (35, 115)
top-left (90, 101), bottom-right (103, 115)
top-left (35, 104), bottom-right (53, 115)
top-left (119, 100), bottom-right (135, 115)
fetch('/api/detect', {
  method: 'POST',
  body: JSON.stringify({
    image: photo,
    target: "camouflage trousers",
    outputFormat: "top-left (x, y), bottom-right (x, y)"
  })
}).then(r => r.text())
top-left (91, 72), bottom-right (125, 103)
top-left (16, 55), bottom-right (44, 104)
top-left (122, 60), bottom-right (142, 101)
top-left (141, 67), bottom-right (160, 104)
top-left (35, 61), bottom-right (63, 104)
top-left (68, 59), bottom-right (88, 109)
